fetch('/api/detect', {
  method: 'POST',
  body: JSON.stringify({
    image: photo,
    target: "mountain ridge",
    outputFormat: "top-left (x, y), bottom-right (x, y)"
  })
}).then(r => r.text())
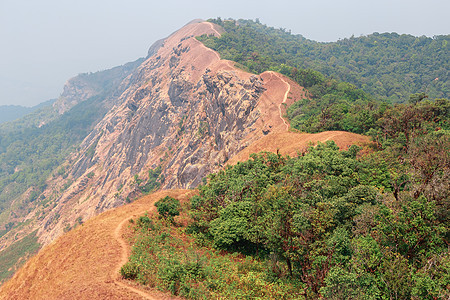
top-left (0, 20), bottom-right (309, 252)
top-left (34, 20), bottom-right (302, 246)
top-left (0, 100), bottom-right (55, 124)
top-left (1, 18), bottom-right (446, 295)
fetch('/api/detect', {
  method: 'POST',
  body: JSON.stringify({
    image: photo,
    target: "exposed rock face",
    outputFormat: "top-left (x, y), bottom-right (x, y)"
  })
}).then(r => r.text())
top-left (15, 20), bottom-right (297, 246)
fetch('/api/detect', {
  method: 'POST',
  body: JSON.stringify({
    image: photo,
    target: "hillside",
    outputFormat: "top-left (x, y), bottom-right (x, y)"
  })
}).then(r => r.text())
top-left (0, 18), bottom-right (448, 298)
top-left (0, 190), bottom-right (191, 299)
top-left (0, 106), bottom-right (33, 124)
top-left (0, 100), bottom-right (55, 124)
top-left (2, 123), bottom-right (446, 298)
top-left (199, 18), bottom-right (449, 102)
top-left (0, 57), bottom-right (143, 283)
top-left (0, 128), bottom-right (372, 299)
top-left (1, 19), bottom-right (309, 282)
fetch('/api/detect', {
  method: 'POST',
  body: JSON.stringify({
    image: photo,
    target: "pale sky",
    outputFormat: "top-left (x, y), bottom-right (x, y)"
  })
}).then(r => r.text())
top-left (0, 0), bottom-right (449, 107)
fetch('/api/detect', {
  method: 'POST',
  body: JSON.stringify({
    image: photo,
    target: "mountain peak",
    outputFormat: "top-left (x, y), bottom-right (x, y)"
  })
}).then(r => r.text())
top-left (29, 20), bottom-right (301, 246)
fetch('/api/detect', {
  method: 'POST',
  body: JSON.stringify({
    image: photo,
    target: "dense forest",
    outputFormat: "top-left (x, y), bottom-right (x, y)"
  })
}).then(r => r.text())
top-left (120, 19), bottom-right (449, 299)
top-left (198, 18), bottom-right (449, 102)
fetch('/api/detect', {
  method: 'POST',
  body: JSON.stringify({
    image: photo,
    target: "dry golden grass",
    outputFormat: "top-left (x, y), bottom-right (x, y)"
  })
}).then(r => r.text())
top-left (228, 131), bottom-right (371, 166)
top-left (0, 190), bottom-right (193, 300)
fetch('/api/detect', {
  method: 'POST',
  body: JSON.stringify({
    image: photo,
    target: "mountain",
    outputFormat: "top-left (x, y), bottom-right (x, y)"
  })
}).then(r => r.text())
top-left (0, 19), bottom-right (369, 286)
top-left (0, 19), bottom-right (281, 278)
top-left (31, 20), bottom-right (306, 245)
top-left (0, 55), bottom-right (143, 284)
top-left (53, 59), bottom-right (144, 115)
top-left (0, 100), bottom-right (54, 124)
top-left (0, 18), bottom-right (447, 297)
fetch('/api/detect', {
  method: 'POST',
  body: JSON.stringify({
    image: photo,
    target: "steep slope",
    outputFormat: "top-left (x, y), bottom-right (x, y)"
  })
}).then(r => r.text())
top-left (0, 20), bottom-right (371, 286)
top-left (0, 64), bottom-right (145, 286)
top-left (53, 59), bottom-right (143, 115)
top-left (30, 20), bottom-right (304, 246)
top-left (0, 128), bottom-right (371, 298)
top-left (0, 57), bottom-right (142, 238)
top-left (0, 190), bottom-right (192, 299)
top-left (0, 127), bottom-right (371, 299)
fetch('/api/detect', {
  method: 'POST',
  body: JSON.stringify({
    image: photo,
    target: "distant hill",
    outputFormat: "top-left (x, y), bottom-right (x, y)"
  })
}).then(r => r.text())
top-left (199, 18), bottom-right (449, 102)
top-left (0, 100), bottom-right (54, 124)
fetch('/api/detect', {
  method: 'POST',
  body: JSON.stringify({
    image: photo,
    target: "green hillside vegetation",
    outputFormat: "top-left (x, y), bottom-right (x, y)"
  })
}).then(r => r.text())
top-left (0, 94), bottom-right (110, 284)
top-left (198, 18), bottom-right (448, 102)
top-left (0, 58), bottom-right (143, 229)
top-left (124, 140), bottom-right (448, 298)
top-left (0, 105), bottom-right (58, 134)
top-left (123, 92), bottom-right (449, 298)
top-left (0, 94), bottom-right (109, 221)
top-left (0, 106), bottom-right (34, 124)
top-left (0, 99), bottom-right (54, 125)
top-left (122, 19), bottom-right (449, 298)
top-left (0, 59), bottom-right (144, 283)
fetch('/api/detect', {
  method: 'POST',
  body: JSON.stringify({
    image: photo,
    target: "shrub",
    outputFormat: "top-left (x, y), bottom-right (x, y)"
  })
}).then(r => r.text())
top-left (120, 261), bottom-right (141, 280)
top-left (155, 196), bottom-right (180, 222)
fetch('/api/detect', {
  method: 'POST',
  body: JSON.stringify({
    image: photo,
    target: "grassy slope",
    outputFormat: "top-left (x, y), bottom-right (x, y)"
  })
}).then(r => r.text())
top-left (0, 190), bottom-right (192, 299)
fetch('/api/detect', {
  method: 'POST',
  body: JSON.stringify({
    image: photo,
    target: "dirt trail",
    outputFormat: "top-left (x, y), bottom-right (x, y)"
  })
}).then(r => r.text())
top-left (205, 22), bottom-right (222, 37)
top-left (198, 41), bottom-right (220, 61)
top-left (112, 190), bottom-right (194, 299)
top-left (113, 212), bottom-right (157, 300)
top-left (266, 71), bottom-right (291, 130)
top-left (194, 22), bottom-right (222, 61)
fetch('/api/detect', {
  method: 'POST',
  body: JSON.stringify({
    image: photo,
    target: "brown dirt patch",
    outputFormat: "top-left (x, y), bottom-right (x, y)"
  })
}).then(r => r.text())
top-left (254, 71), bottom-right (307, 134)
top-left (227, 131), bottom-right (371, 165)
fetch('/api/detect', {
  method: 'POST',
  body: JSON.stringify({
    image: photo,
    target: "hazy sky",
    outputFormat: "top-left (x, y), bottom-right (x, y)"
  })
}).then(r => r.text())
top-left (1, 0), bottom-right (449, 107)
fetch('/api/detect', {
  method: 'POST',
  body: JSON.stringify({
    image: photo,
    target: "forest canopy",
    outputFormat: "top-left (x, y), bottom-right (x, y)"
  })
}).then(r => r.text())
top-left (198, 18), bottom-right (449, 102)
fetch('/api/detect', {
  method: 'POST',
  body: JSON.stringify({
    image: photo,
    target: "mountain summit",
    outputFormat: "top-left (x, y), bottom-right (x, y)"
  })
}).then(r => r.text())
top-left (0, 20), bottom-right (307, 249)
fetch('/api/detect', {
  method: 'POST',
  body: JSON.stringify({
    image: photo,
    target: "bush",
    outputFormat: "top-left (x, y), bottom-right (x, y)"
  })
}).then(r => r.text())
top-left (155, 196), bottom-right (180, 222)
top-left (120, 261), bottom-right (141, 280)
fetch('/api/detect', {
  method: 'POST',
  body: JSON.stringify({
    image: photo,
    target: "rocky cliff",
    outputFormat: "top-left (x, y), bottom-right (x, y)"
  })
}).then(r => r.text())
top-left (37, 20), bottom-right (305, 245)
top-left (0, 20), bottom-right (303, 248)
